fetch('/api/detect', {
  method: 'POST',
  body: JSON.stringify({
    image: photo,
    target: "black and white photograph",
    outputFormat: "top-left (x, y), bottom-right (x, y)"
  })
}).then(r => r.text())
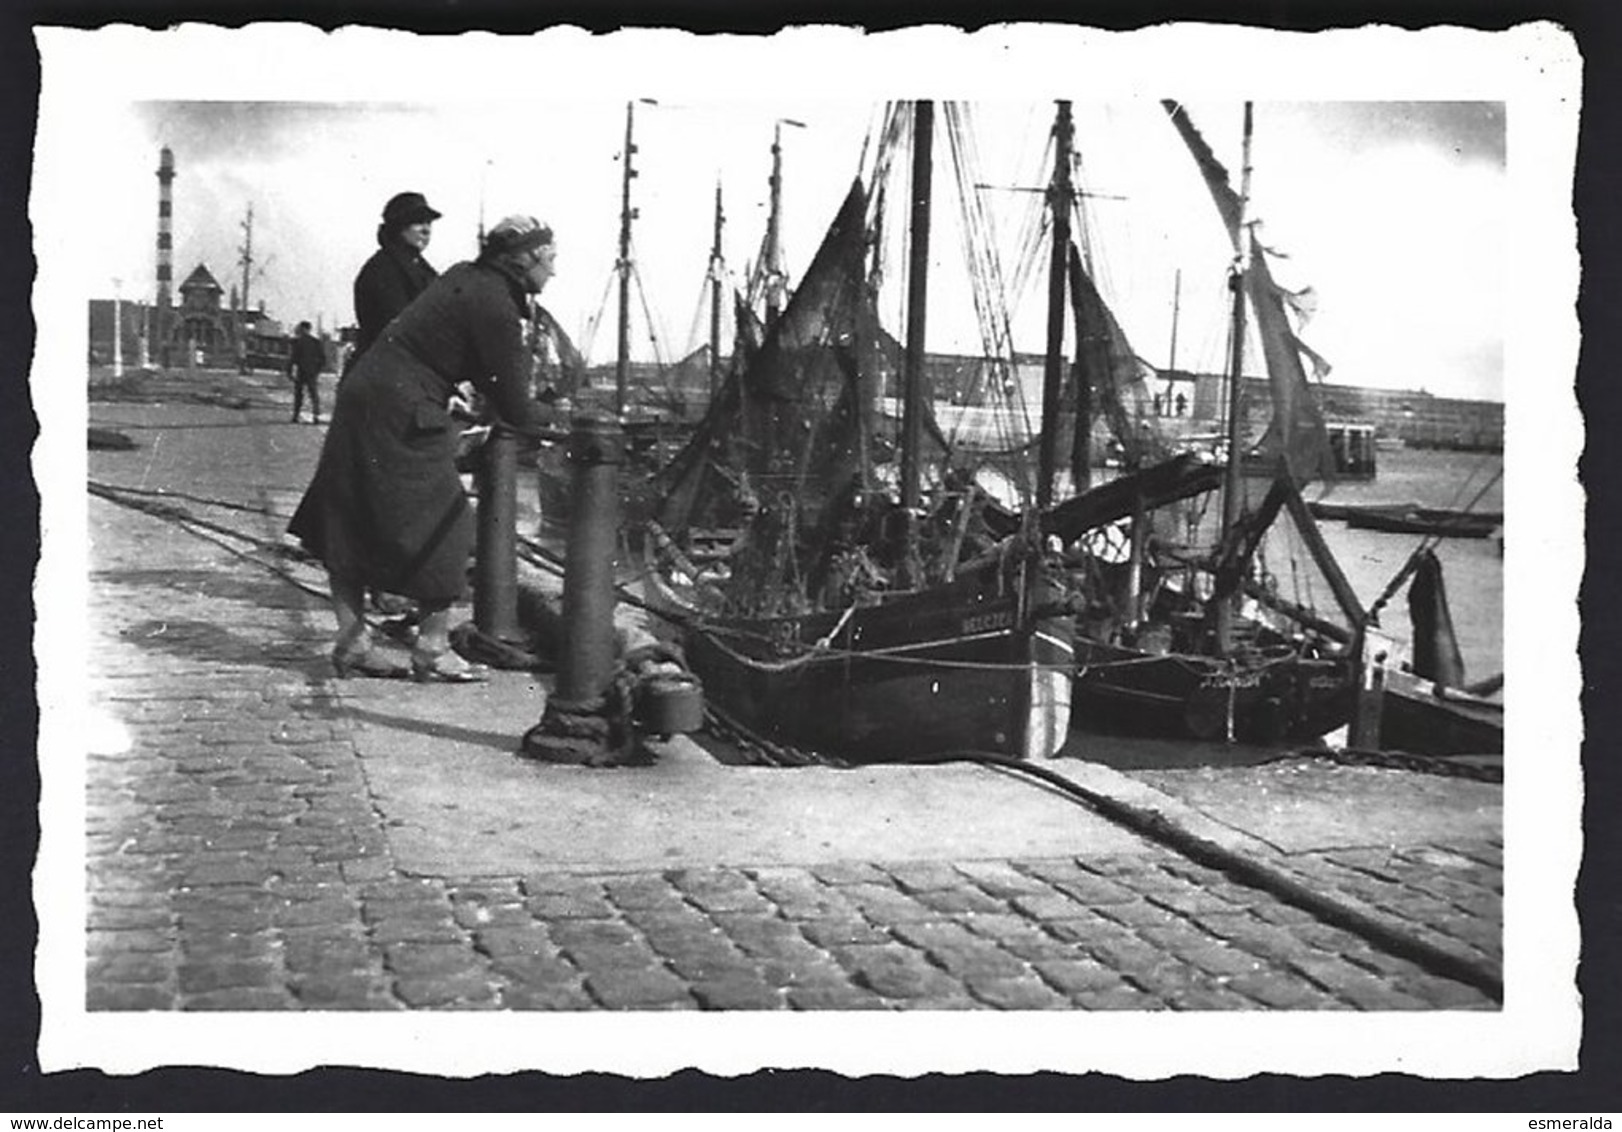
top-left (26, 22), bottom-right (1581, 1081)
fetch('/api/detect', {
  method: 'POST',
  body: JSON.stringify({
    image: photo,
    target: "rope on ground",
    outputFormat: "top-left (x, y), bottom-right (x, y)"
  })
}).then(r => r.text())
top-left (1274, 745), bottom-right (1503, 783)
top-left (520, 640), bottom-right (702, 767)
top-left (692, 707), bottom-right (1502, 999)
top-left (89, 479), bottom-right (331, 604)
top-left (88, 478), bottom-right (287, 518)
top-left (699, 698), bottom-right (851, 769)
top-left (449, 621), bottom-right (553, 672)
top-left (886, 748), bottom-right (1504, 1002)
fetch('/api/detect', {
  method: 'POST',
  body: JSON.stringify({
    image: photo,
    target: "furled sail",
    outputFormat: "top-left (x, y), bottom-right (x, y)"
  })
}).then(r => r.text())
top-left (1162, 100), bottom-right (1336, 486)
top-left (1066, 241), bottom-right (1169, 472)
top-left (530, 304), bottom-right (587, 398)
top-left (737, 178), bottom-right (876, 532)
top-left (1408, 547), bottom-right (1468, 688)
top-left (648, 180), bottom-right (875, 567)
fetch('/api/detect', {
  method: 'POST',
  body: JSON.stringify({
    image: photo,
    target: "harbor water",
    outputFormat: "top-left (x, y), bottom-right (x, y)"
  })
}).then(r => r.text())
top-left (1303, 445), bottom-right (1504, 685)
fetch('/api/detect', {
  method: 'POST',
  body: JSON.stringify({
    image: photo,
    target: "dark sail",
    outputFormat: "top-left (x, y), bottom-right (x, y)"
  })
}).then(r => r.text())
top-left (1162, 100), bottom-right (1335, 486)
top-left (1408, 548), bottom-right (1467, 688)
top-left (1067, 241), bottom-right (1167, 473)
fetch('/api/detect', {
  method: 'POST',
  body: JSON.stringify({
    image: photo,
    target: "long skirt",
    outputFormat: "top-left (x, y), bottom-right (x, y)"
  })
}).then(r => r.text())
top-left (288, 356), bottom-right (472, 603)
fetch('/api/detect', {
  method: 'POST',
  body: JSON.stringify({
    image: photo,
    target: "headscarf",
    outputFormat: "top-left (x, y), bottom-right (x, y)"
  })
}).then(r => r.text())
top-left (478, 215), bottom-right (555, 295)
top-left (481, 215), bottom-right (553, 260)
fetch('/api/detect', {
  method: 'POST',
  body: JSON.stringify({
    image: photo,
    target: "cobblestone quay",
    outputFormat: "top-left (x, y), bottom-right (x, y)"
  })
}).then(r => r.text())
top-left (80, 373), bottom-right (1501, 1013)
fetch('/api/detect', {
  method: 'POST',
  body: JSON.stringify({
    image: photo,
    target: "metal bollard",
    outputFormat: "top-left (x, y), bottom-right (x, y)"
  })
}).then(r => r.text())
top-left (520, 414), bottom-right (626, 764)
top-left (557, 414), bottom-right (624, 702)
top-left (472, 423), bottom-right (522, 645)
top-left (1349, 631), bottom-right (1391, 750)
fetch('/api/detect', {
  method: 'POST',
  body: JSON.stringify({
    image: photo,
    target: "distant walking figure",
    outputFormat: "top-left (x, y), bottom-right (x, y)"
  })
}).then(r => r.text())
top-left (288, 214), bottom-right (557, 684)
top-left (286, 321), bottom-right (326, 423)
top-left (347, 190), bottom-right (441, 372)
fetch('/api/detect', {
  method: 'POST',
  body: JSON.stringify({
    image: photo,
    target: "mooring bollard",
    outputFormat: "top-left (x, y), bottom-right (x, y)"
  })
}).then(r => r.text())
top-left (521, 414), bottom-right (627, 764)
top-left (472, 422), bottom-right (522, 646)
top-left (1349, 630), bottom-right (1391, 750)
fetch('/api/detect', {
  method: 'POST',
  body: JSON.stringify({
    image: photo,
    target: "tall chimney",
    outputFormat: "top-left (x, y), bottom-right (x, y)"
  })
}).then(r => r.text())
top-left (155, 146), bottom-right (175, 363)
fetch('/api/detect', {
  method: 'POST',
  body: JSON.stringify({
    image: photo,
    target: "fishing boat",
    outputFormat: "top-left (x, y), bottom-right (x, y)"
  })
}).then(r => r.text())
top-left (1042, 101), bottom-right (1360, 744)
top-left (1342, 505), bottom-right (1501, 540)
top-left (1380, 669), bottom-right (1504, 756)
top-left (646, 102), bottom-right (1074, 763)
top-left (1366, 545), bottom-right (1504, 756)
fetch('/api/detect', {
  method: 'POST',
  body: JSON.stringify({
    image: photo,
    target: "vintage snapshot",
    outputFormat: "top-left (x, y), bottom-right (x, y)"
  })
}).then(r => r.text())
top-left (30, 23), bottom-right (1581, 1078)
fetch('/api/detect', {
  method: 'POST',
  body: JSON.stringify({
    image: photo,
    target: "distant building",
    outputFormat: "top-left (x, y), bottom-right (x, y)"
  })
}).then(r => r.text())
top-left (172, 264), bottom-right (233, 361)
top-left (1169, 371), bottom-right (1503, 454)
top-left (87, 264), bottom-right (335, 374)
top-left (481, 333), bottom-right (1506, 456)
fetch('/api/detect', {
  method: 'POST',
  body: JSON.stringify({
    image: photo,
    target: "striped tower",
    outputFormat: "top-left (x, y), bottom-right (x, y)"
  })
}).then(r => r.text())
top-left (154, 147), bottom-right (175, 364)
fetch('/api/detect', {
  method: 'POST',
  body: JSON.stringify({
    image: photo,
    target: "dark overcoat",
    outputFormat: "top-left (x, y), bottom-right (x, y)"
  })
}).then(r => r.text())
top-left (351, 242), bottom-right (437, 362)
top-left (288, 334), bottom-right (325, 380)
top-left (288, 260), bottom-right (536, 602)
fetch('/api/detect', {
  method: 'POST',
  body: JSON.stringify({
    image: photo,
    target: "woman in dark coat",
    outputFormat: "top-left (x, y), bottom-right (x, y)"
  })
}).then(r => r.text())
top-left (289, 214), bottom-right (557, 682)
top-left (349, 191), bottom-right (441, 369)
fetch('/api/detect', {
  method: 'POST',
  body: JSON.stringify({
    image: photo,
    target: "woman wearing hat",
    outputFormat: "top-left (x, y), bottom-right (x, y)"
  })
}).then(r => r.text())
top-left (349, 190), bottom-right (442, 368)
top-left (289, 215), bottom-right (557, 682)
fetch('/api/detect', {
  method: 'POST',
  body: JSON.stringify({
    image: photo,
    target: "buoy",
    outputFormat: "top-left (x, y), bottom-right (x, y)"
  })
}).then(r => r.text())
top-left (636, 674), bottom-right (704, 737)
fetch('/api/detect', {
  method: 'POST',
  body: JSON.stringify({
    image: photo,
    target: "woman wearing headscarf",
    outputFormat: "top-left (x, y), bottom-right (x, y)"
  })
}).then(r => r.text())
top-left (349, 191), bottom-right (442, 369)
top-left (289, 215), bottom-right (557, 682)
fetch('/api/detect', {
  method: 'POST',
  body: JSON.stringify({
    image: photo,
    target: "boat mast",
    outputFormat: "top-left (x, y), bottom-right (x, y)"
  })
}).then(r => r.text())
top-left (766, 123), bottom-right (785, 325)
top-left (709, 181), bottom-right (725, 400)
top-left (1168, 268), bottom-right (1182, 373)
top-left (1216, 102), bottom-right (1256, 653)
top-left (762, 118), bottom-right (805, 327)
top-left (477, 159), bottom-right (491, 250)
top-left (1038, 100), bottom-right (1075, 510)
top-left (238, 203), bottom-right (255, 315)
top-left (615, 100), bottom-right (640, 418)
top-left (900, 100), bottom-right (934, 522)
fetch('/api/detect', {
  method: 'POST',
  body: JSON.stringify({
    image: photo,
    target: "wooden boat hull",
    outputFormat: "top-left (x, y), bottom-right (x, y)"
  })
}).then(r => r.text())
top-left (654, 569), bottom-right (1073, 763)
top-left (1071, 636), bottom-right (1353, 744)
top-left (1306, 500), bottom-right (1501, 539)
top-left (1378, 669), bottom-right (1504, 756)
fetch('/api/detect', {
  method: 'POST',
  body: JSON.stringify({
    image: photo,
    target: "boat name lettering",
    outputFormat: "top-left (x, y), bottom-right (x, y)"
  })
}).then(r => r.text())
top-left (770, 619), bottom-right (803, 654)
top-left (961, 611), bottom-right (1014, 635)
top-left (1200, 673), bottom-right (1264, 690)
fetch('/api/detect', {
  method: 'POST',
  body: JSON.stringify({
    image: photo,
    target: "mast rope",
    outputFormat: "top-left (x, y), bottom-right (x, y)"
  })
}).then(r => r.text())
top-left (578, 269), bottom-right (619, 363)
top-left (941, 101), bottom-right (1039, 496)
top-left (627, 246), bottom-right (670, 369)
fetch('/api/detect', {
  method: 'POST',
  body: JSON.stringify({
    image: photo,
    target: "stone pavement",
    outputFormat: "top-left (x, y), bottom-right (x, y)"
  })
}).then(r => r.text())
top-left (76, 371), bottom-right (1503, 1012)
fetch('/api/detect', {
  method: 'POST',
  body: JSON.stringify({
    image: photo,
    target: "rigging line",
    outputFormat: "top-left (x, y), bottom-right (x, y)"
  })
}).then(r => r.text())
top-left (954, 102), bottom-right (1016, 370)
top-left (942, 105), bottom-right (1005, 456)
top-left (627, 249), bottom-right (671, 370)
top-left (967, 108), bottom-right (1035, 466)
top-left (680, 274), bottom-right (710, 360)
top-left (1010, 127), bottom-right (1056, 302)
top-left (695, 622), bottom-right (1077, 675)
top-left (579, 268), bottom-right (619, 362)
top-left (1403, 464), bottom-right (1503, 567)
top-left (1437, 453), bottom-right (1503, 519)
top-left (949, 106), bottom-right (1030, 470)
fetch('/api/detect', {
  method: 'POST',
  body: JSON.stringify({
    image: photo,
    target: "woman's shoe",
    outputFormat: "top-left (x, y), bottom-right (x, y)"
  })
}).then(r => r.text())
top-left (376, 615), bottom-right (420, 647)
top-left (330, 637), bottom-right (409, 679)
top-left (410, 649), bottom-right (489, 684)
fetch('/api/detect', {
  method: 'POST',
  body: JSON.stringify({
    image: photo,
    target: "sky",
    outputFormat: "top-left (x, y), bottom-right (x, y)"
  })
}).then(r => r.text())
top-left (45, 27), bottom-right (1551, 404)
